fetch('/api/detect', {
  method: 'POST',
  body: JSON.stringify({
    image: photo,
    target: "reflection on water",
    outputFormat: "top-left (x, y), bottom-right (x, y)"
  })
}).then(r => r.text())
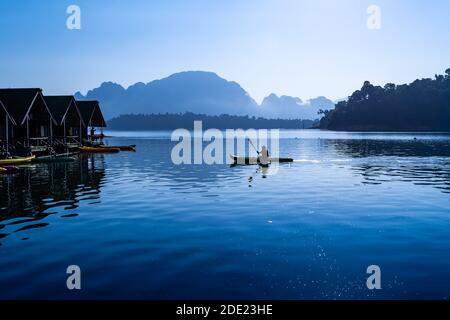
top-left (353, 162), bottom-right (450, 193)
top-left (1, 131), bottom-right (450, 299)
top-left (327, 139), bottom-right (450, 193)
top-left (0, 155), bottom-right (105, 244)
top-left (329, 138), bottom-right (450, 158)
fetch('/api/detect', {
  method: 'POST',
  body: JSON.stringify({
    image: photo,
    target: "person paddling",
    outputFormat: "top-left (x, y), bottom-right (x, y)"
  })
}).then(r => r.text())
top-left (247, 139), bottom-right (270, 166)
top-left (257, 145), bottom-right (270, 166)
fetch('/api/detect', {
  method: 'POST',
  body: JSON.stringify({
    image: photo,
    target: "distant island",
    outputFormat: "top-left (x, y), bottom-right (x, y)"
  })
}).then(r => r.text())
top-left (320, 68), bottom-right (450, 132)
top-left (107, 113), bottom-right (319, 131)
top-left (75, 71), bottom-right (335, 120)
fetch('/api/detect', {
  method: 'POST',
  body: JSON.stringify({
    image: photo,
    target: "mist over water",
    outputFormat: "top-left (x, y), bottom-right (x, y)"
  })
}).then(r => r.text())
top-left (1, 130), bottom-right (450, 299)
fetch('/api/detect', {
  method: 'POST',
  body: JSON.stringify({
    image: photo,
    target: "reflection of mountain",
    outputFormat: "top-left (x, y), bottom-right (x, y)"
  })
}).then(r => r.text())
top-left (75, 71), bottom-right (335, 120)
top-left (0, 155), bottom-right (106, 243)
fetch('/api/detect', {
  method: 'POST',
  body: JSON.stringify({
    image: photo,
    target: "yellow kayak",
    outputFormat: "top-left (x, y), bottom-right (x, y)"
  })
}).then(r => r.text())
top-left (79, 146), bottom-right (120, 153)
top-left (0, 155), bottom-right (36, 165)
top-left (100, 144), bottom-right (136, 151)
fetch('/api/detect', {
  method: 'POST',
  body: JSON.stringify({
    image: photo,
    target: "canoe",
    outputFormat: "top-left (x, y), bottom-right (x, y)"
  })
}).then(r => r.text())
top-left (32, 155), bottom-right (76, 163)
top-left (230, 154), bottom-right (294, 165)
top-left (100, 144), bottom-right (136, 151)
top-left (0, 155), bottom-right (36, 165)
top-left (0, 165), bottom-right (19, 173)
top-left (79, 146), bottom-right (120, 153)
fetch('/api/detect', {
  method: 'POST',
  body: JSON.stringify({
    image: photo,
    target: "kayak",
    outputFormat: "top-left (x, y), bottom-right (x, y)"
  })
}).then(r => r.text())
top-left (79, 146), bottom-right (120, 153)
top-left (32, 155), bottom-right (76, 163)
top-left (230, 154), bottom-right (294, 165)
top-left (0, 155), bottom-right (36, 165)
top-left (100, 144), bottom-right (136, 151)
top-left (0, 165), bottom-right (19, 173)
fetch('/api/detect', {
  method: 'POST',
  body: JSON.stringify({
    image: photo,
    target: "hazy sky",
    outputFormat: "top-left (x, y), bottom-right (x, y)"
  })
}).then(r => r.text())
top-left (1, 0), bottom-right (449, 103)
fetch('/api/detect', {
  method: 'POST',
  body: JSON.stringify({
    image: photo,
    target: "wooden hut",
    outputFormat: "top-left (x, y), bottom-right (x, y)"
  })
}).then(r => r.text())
top-left (0, 88), bottom-right (56, 154)
top-left (76, 100), bottom-right (107, 143)
top-left (44, 96), bottom-right (85, 150)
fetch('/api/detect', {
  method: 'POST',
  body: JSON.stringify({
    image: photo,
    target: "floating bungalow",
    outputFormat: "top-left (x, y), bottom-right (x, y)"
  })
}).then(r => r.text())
top-left (76, 100), bottom-right (107, 143)
top-left (0, 88), bottom-right (56, 155)
top-left (44, 96), bottom-right (85, 151)
top-left (0, 89), bottom-right (109, 158)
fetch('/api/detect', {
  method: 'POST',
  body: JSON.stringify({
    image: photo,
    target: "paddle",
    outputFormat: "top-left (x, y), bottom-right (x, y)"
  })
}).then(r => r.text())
top-left (247, 138), bottom-right (259, 155)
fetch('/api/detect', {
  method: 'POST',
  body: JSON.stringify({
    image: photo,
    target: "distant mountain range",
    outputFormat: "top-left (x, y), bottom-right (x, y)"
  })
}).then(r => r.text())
top-left (75, 71), bottom-right (335, 120)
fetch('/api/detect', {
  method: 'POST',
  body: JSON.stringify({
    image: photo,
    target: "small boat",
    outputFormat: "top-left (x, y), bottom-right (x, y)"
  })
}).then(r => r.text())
top-left (100, 144), bottom-right (136, 151)
top-left (0, 165), bottom-right (19, 173)
top-left (79, 146), bottom-right (120, 153)
top-left (32, 155), bottom-right (76, 163)
top-left (0, 155), bottom-right (36, 165)
top-left (230, 154), bottom-right (294, 165)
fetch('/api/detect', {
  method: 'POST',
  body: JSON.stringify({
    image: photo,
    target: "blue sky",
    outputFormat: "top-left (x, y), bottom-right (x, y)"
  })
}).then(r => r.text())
top-left (1, 0), bottom-right (449, 102)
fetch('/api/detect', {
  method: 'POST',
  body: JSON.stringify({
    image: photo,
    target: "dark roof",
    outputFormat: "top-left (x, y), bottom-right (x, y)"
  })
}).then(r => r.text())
top-left (0, 88), bottom-right (43, 124)
top-left (0, 99), bottom-right (15, 124)
top-left (77, 101), bottom-right (97, 126)
top-left (44, 95), bottom-right (78, 125)
top-left (76, 100), bottom-right (107, 127)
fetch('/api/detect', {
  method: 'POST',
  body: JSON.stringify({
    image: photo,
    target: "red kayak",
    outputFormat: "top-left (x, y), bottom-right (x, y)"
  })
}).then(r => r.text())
top-left (0, 165), bottom-right (19, 173)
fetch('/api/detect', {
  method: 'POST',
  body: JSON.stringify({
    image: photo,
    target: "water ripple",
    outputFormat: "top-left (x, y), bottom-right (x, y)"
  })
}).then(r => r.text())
top-left (1, 133), bottom-right (450, 299)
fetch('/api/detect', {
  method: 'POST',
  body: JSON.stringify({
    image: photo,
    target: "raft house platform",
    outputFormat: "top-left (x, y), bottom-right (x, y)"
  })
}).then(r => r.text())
top-left (0, 88), bottom-right (130, 166)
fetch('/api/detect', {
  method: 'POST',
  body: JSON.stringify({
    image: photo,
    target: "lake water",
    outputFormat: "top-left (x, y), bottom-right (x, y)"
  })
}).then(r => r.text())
top-left (1, 130), bottom-right (450, 299)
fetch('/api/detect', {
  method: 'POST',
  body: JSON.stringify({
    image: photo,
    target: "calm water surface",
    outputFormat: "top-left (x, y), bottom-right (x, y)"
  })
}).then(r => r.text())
top-left (1, 130), bottom-right (450, 299)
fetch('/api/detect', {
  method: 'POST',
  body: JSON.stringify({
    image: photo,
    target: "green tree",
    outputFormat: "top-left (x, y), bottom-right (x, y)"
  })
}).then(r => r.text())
top-left (320, 68), bottom-right (450, 132)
